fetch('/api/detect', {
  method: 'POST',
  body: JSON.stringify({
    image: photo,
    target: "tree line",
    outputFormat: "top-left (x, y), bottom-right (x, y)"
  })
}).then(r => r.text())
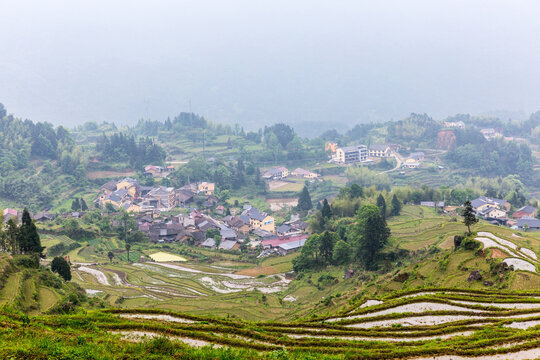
top-left (96, 133), bottom-right (166, 170)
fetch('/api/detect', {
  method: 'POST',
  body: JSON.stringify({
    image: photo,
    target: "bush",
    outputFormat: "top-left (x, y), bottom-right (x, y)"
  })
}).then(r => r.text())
top-left (12, 254), bottom-right (40, 269)
top-left (51, 256), bottom-right (72, 281)
top-left (461, 237), bottom-right (481, 250)
top-left (39, 270), bottom-right (63, 289)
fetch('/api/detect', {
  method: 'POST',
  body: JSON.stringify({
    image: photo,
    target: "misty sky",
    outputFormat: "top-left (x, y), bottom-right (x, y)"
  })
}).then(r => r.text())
top-left (1, 1), bottom-right (540, 133)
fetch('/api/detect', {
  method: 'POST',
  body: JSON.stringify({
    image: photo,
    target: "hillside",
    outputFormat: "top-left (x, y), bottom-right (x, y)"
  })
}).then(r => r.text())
top-left (0, 253), bottom-right (85, 315)
top-left (3, 288), bottom-right (540, 359)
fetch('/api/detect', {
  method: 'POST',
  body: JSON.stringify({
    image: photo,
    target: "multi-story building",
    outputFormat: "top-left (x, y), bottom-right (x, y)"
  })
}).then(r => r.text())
top-left (334, 145), bottom-right (368, 163)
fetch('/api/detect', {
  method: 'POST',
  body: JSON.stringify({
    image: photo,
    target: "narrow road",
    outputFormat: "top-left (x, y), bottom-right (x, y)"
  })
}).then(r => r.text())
top-left (379, 153), bottom-right (403, 174)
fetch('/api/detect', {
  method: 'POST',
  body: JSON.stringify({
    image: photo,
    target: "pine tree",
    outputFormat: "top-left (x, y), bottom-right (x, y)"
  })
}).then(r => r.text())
top-left (6, 218), bottom-right (19, 253)
top-left (51, 256), bottom-right (71, 281)
top-left (80, 198), bottom-right (88, 211)
top-left (376, 194), bottom-right (387, 219)
top-left (19, 209), bottom-right (44, 256)
top-left (71, 198), bottom-right (81, 211)
top-left (298, 185), bottom-right (313, 211)
top-left (390, 194), bottom-right (402, 216)
top-left (462, 200), bottom-right (478, 233)
top-left (321, 199), bottom-right (332, 219)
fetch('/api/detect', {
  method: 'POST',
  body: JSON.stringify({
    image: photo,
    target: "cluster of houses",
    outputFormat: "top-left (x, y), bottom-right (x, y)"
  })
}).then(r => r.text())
top-left (469, 196), bottom-right (540, 230)
top-left (262, 167), bottom-right (319, 180)
top-left (97, 177), bottom-right (216, 214)
top-left (135, 204), bottom-right (309, 256)
top-left (327, 143), bottom-right (394, 164)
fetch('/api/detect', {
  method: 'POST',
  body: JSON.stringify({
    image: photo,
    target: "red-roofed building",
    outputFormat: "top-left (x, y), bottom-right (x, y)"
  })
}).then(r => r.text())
top-left (262, 235), bottom-right (308, 249)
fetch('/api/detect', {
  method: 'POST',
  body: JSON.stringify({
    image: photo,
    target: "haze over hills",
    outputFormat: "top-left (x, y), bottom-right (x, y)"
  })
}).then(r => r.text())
top-left (5, 2), bottom-right (540, 359)
top-left (2, 1), bottom-right (540, 134)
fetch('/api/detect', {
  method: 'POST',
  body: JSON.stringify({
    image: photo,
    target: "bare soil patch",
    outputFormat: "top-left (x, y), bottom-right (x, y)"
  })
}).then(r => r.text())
top-left (86, 170), bottom-right (135, 180)
top-left (235, 266), bottom-right (279, 276)
top-left (267, 197), bottom-right (298, 211)
top-left (491, 248), bottom-right (507, 258)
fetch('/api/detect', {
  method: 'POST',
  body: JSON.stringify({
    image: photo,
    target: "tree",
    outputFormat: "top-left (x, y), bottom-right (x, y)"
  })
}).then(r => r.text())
top-left (376, 194), bottom-right (387, 219)
top-left (321, 199), bottom-right (332, 219)
top-left (267, 123), bottom-right (295, 148)
top-left (351, 204), bottom-right (391, 270)
top-left (333, 240), bottom-right (351, 264)
top-left (108, 251), bottom-right (114, 263)
top-left (298, 185), bottom-right (313, 211)
top-left (390, 194), bottom-right (402, 217)
top-left (206, 228), bottom-right (221, 239)
top-left (350, 184), bottom-right (363, 198)
top-left (71, 198), bottom-right (81, 211)
top-left (19, 209), bottom-right (44, 256)
top-left (213, 234), bottom-right (222, 249)
top-left (80, 198), bottom-right (88, 211)
top-left (462, 200), bottom-right (478, 233)
top-left (51, 256), bottom-right (71, 281)
top-left (319, 231), bottom-right (337, 264)
top-left (125, 243), bottom-right (131, 262)
top-left (5, 218), bottom-right (19, 253)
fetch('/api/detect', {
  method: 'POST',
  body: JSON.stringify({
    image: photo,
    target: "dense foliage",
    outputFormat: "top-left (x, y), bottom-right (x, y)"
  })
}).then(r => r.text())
top-left (447, 139), bottom-right (533, 179)
top-left (96, 133), bottom-right (166, 170)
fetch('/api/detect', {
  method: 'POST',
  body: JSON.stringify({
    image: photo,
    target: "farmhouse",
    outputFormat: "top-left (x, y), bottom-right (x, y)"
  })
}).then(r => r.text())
top-left (471, 196), bottom-right (511, 212)
top-left (403, 158), bottom-right (420, 169)
top-left (34, 212), bottom-right (55, 222)
top-left (369, 144), bottom-right (391, 158)
top-left (219, 240), bottom-right (240, 251)
top-left (242, 205), bottom-right (275, 233)
top-left (144, 165), bottom-right (170, 177)
top-left (262, 235), bottom-right (308, 251)
top-left (420, 201), bottom-right (445, 209)
top-left (116, 178), bottom-right (140, 197)
top-left (263, 167), bottom-right (289, 179)
top-left (197, 182), bottom-right (215, 195)
top-left (478, 206), bottom-right (507, 223)
top-left (513, 205), bottom-right (536, 219)
top-left (277, 238), bottom-right (307, 255)
top-left (291, 168), bottom-right (318, 179)
top-left (517, 217), bottom-right (540, 231)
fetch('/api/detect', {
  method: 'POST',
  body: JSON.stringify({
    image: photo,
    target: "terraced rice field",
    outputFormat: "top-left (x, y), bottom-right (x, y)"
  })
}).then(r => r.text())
top-left (475, 232), bottom-right (539, 273)
top-left (73, 261), bottom-right (292, 305)
top-left (41, 289), bottom-right (540, 359)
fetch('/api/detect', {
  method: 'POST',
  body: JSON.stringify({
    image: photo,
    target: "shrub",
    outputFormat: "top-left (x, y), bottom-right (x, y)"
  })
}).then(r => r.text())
top-left (12, 254), bottom-right (40, 269)
top-left (39, 270), bottom-right (63, 289)
top-left (461, 237), bottom-right (481, 250)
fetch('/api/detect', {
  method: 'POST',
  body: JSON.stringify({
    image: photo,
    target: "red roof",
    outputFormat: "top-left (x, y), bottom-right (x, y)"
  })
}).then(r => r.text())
top-left (3, 208), bottom-right (17, 216)
top-left (262, 235), bottom-right (308, 248)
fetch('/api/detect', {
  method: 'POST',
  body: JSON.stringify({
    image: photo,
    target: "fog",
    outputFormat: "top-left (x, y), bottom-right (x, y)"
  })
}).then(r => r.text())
top-left (1, 1), bottom-right (540, 133)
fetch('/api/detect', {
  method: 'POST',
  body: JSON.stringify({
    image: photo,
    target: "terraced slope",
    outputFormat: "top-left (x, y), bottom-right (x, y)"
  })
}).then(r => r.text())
top-left (3, 289), bottom-right (536, 359)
